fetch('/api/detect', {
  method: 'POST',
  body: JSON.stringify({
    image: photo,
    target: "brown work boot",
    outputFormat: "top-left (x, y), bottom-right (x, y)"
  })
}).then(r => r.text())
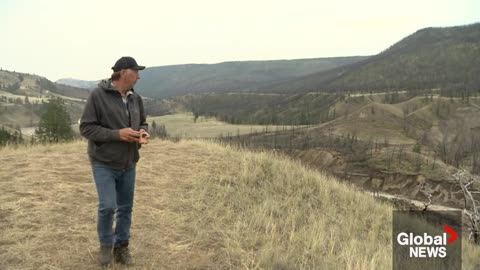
top-left (99, 245), bottom-right (112, 267)
top-left (113, 241), bottom-right (133, 265)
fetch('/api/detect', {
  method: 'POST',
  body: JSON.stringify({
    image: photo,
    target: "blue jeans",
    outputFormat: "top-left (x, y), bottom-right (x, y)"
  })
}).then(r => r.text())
top-left (91, 163), bottom-right (136, 247)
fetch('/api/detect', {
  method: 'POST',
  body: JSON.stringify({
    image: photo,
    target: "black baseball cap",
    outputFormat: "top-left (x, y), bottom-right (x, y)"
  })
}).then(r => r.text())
top-left (111, 56), bottom-right (145, 72)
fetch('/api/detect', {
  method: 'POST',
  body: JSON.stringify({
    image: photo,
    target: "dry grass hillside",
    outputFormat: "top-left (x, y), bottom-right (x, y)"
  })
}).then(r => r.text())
top-left (322, 95), bottom-right (413, 144)
top-left (331, 103), bottom-right (414, 144)
top-left (1, 139), bottom-right (480, 269)
top-left (320, 95), bottom-right (480, 147)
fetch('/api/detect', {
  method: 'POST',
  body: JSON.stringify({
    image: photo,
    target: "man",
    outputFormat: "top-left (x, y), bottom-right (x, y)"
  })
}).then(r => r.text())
top-left (80, 56), bottom-right (150, 267)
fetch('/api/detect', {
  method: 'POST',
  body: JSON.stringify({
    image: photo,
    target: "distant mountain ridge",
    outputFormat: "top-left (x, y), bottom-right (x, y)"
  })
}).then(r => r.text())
top-left (0, 70), bottom-right (89, 99)
top-left (137, 57), bottom-right (369, 98)
top-left (57, 57), bottom-right (369, 98)
top-left (56, 78), bottom-right (99, 90)
top-left (260, 23), bottom-right (480, 94)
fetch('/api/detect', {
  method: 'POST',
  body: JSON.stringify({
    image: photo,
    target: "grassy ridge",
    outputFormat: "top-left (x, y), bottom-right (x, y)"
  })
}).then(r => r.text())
top-left (1, 139), bottom-right (479, 269)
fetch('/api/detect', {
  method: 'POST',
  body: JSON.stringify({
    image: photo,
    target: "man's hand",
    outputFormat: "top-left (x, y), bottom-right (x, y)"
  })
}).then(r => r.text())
top-left (119, 128), bottom-right (140, 143)
top-left (140, 129), bottom-right (150, 139)
top-left (139, 129), bottom-right (150, 144)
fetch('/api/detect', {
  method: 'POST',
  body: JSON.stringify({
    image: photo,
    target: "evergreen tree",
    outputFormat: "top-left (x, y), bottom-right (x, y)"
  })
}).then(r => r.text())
top-left (149, 120), bottom-right (167, 138)
top-left (0, 127), bottom-right (12, 145)
top-left (35, 98), bottom-right (74, 143)
top-left (0, 126), bottom-right (23, 146)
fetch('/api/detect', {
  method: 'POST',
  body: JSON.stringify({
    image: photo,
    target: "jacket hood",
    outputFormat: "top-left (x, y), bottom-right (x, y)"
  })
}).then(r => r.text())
top-left (98, 79), bottom-right (136, 93)
top-left (98, 79), bottom-right (117, 92)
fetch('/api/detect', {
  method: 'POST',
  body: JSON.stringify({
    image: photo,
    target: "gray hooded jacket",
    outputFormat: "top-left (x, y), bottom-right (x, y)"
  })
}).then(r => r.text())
top-left (80, 79), bottom-right (148, 170)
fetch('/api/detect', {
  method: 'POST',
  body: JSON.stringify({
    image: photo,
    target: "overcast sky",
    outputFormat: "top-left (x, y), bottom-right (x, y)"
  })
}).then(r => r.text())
top-left (1, 0), bottom-right (479, 81)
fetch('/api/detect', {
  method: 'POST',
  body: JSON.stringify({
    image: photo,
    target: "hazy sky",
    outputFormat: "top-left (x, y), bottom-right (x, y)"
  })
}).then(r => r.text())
top-left (1, 0), bottom-right (479, 81)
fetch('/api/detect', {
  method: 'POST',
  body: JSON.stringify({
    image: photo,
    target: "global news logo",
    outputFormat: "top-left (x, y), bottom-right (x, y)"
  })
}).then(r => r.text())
top-left (393, 210), bottom-right (462, 270)
top-left (396, 225), bottom-right (458, 258)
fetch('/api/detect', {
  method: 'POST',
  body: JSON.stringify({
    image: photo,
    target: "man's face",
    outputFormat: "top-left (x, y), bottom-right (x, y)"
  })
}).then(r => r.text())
top-left (122, 69), bottom-right (140, 88)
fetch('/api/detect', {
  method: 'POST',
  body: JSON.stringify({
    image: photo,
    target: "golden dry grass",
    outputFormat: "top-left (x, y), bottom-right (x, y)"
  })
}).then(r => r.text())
top-left (1, 139), bottom-right (480, 269)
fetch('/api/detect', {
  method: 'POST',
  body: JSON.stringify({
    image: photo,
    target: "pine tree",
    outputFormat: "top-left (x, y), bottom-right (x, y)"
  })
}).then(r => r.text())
top-left (0, 127), bottom-right (11, 145)
top-left (0, 126), bottom-right (23, 146)
top-left (35, 98), bottom-right (74, 143)
top-left (151, 120), bottom-right (157, 135)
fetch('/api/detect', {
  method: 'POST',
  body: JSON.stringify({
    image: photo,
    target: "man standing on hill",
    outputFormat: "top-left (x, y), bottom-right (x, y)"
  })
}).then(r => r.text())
top-left (80, 56), bottom-right (150, 267)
